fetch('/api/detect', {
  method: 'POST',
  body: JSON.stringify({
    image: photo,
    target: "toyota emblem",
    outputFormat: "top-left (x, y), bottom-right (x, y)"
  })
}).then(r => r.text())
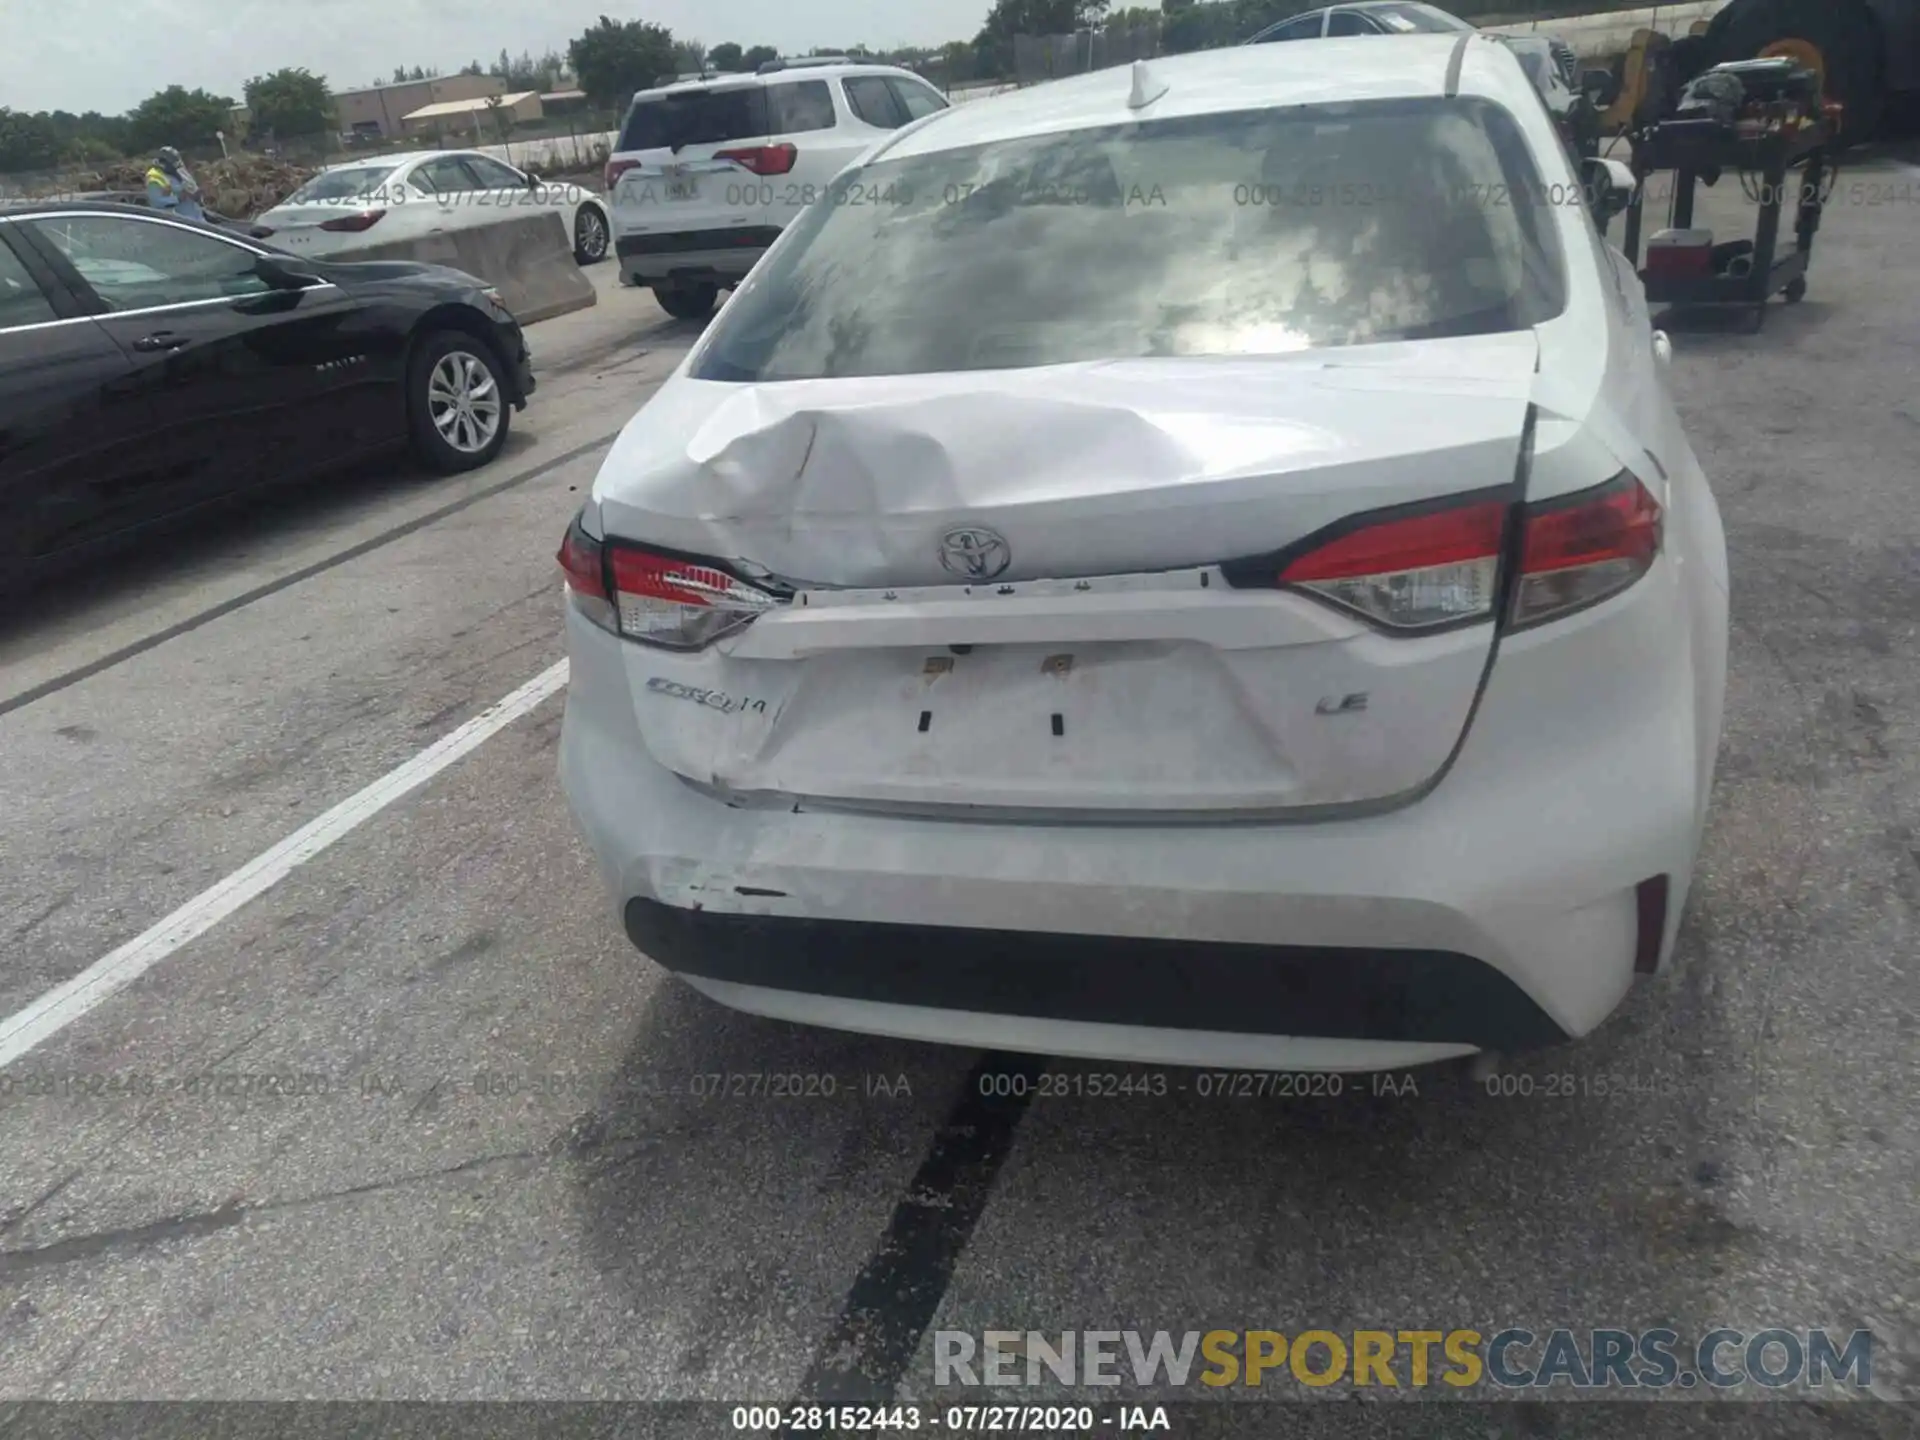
top-left (939, 527), bottom-right (1012, 580)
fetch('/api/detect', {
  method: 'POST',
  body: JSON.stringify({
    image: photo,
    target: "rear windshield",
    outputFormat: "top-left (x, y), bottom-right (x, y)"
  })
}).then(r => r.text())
top-left (286, 165), bottom-right (396, 202)
top-left (1368, 3), bottom-right (1475, 33)
top-left (694, 97), bottom-right (1569, 382)
top-left (620, 85), bottom-right (766, 150)
top-left (618, 80), bottom-right (836, 151)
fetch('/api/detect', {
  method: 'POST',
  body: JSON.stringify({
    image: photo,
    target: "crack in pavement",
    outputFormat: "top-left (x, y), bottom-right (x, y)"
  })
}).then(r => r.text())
top-left (0, 1147), bottom-right (547, 1278)
top-left (0, 1169), bottom-right (82, 1240)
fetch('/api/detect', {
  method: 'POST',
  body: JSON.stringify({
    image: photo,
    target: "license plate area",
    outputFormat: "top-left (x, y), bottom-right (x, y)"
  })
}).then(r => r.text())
top-left (758, 642), bottom-right (1299, 806)
top-left (664, 168), bottom-right (696, 201)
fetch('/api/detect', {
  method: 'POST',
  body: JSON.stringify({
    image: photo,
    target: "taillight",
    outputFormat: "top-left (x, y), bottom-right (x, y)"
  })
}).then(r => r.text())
top-left (318, 209), bottom-right (385, 233)
top-left (1273, 498), bottom-right (1509, 631)
top-left (605, 158), bottom-right (641, 190)
top-left (608, 545), bottom-right (780, 649)
top-left (557, 519), bottom-right (615, 632)
top-left (1509, 472), bottom-right (1662, 630)
top-left (714, 142), bottom-right (798, 176)
top-left (559, 517), bottom-right (779, 650)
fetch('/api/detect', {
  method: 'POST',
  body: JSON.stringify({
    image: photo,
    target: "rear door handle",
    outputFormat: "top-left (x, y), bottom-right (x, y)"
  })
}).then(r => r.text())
top-left (133, 331), bottom-right (190, 353)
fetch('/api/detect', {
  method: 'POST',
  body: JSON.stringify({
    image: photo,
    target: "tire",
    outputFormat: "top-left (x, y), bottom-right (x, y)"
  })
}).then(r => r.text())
top-left (573, 204), bottom-right (610, 265)
top-left (407, 330), bottom-right (512, 475)
top-left (654, 281), bottom-right (718, 321)
top-left (1704, 0), bottom-right (1884, 146)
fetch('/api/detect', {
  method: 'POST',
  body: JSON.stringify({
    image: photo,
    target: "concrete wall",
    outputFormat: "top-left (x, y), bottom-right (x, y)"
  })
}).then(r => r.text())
top-left (325, 211), bottom-right (597, 324)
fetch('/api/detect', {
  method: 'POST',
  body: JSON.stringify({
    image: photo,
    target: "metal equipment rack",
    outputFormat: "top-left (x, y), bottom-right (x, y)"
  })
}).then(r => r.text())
top-left (1619, 119), bottom-right (1831, 330)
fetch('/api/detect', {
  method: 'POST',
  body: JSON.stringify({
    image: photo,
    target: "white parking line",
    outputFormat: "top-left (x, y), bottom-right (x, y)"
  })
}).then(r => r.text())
top-left (0, 660), bottom-right (570, 1071)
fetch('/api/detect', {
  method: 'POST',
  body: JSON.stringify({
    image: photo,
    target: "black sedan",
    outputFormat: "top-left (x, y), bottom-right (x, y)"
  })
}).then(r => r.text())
top-left (56, 188), bottom-right (280, 241)
top-left (0, 201), bottom-right (535, 589)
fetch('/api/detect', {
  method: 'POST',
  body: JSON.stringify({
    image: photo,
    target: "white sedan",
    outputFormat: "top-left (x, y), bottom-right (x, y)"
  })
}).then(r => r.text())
top-left (255, 149), bottom-right (611, 265)
top-left (556, 37), bottom-right (1731, 1072)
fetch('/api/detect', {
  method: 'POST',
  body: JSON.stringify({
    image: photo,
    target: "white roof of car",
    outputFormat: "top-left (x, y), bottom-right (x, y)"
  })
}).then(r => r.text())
top-left (880, 34), bottom-right (1532, 162)
top-left (319, 150), bottom-right (490, 173)
top-left (636, 61), bottom-right (926, 100)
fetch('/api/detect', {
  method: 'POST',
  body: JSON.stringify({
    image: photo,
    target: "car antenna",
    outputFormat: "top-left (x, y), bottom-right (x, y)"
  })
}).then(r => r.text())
top-left (1127, 59), bottom-right (1168, 110)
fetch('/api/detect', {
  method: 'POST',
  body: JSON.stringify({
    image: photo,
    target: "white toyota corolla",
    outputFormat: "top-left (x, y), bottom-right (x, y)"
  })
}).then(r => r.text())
top-left (557, 36), bottom-right (1730, 1072)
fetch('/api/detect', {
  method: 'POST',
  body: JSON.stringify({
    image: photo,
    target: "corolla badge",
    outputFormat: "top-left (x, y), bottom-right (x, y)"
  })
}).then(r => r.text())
top-left (939, 527), bottom-right (1012, 580)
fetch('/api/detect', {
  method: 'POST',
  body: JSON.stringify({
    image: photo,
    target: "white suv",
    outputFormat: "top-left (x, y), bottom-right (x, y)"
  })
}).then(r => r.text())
top-left (606, 58), bottom-right (950, 319)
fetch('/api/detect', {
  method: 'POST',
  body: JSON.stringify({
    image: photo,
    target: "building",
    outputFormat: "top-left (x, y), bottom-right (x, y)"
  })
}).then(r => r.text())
top-left (334, 74), bottom-right (507, 140)
top-left (538, 88), bottom-right (592, 116)
top-left (400, 90), bottom-right (545, 140)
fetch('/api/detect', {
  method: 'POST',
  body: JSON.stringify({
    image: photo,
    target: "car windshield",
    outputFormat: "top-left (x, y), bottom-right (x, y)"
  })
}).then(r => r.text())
top-left (618, 85), bottom-right (768, 151)
top-left (286, 164), bottom-right (397, 203)
top-left (1368, 3), bottom-right (1476, 33)
top-left (694, 96), bottom-right (1568, 382)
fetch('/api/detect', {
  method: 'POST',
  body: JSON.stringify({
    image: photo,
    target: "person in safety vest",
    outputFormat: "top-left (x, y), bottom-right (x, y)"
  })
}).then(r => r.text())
top-left (146, 147), bottom-right (205, 221)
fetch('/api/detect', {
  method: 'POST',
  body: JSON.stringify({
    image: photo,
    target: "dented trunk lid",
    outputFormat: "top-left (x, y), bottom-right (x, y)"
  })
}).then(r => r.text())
top-left (593, 333), bottom-right (1539, 817)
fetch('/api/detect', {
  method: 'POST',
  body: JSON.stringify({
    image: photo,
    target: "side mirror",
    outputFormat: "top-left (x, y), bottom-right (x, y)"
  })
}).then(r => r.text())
top-left (1581, 156), bottom-right (1635, 223)
top-left (1582, 67), bottom-right (1621, 108)
top-left (255, 254), bottom-right (323, 289)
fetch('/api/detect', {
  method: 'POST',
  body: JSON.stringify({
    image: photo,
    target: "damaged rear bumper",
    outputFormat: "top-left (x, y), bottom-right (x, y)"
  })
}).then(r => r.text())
top-left (623, 898), bottom-right (1567, 1052)
top-left (557, 586), bottom-right (1710, 1070)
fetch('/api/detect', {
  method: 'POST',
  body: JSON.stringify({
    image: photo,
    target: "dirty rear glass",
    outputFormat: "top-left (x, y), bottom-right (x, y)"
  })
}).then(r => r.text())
top-left (693, 97), bottom-right (1570, 382)
top-left (286, 165), bottom-right (397, 203)
top-left (1367, 3), bottom-right (1475, 33)
top-left (619, 85), bottom-right (768, 151)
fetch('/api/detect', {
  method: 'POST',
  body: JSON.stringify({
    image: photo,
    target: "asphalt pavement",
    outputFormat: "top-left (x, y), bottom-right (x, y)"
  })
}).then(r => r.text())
top-left (0, 167), bottom-right (1916, 1438)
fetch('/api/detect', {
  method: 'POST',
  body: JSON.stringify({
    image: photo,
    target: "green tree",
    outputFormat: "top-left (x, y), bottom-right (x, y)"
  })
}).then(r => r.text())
top-left (34, 109), bottom-right (133, 161)
top-left (569, 15), bottom-right (678, 109)
top-left (480, 94), bottom-right (517, 142)
top-left (392, 66), bottom-right (410, 83)
top-left (0, 109), bottom-right (62, 173)
top-left (1106, 5), bottom-right (1162, 31)
top-left (938, 39), bottom-right (976, 84)
top-left (741, 44), bottom-right (779, 69)
top-left (125, 85), bottom-right (235, 155)
top-left (245, 68), bottom-right (334, 138)
top-left (708, 42), bottom-right (744, 71)
top-left (63, 135), bottom-right (123, 164)
top-left (460, 60), bottom-right (486, 77)
top-left (671, 39), bottom-right (707, 74)
top-left (978, 0), bottom-right (1109, 40)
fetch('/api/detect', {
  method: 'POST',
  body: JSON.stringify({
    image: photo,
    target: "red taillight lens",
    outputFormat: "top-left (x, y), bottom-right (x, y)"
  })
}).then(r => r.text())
top-left (1276, 499), bottom-right (1509, 631)
top-left (318, 209), bottom-right (385, 233)
top-left (605, 158), bottom-right (641, 190)
top-left (714, 142), bottom-right (798, 176)
top-left (1509, 473), bottom-right (1662, 629)
top-left (557, 520), bottom-right (616, 632)
top-left (605, 544), bottom-right (780, 650)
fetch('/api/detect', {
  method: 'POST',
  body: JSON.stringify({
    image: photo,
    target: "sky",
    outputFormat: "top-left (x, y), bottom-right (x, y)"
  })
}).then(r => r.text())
top-left (0, 0), bottom-right (1006, 114)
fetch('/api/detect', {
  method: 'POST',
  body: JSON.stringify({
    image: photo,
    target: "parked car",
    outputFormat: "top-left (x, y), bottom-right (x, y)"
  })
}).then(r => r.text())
top-left (555, 40), bottom-right (1728, 1072)
top-left (605, 57), bottom-right (952, 320)
top-left (1247, 1), bottom-right (1612, 160)
top-left (0, 202), bottom-right (534, 590)
top-left (254, 150), bottom-right (612, 266)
